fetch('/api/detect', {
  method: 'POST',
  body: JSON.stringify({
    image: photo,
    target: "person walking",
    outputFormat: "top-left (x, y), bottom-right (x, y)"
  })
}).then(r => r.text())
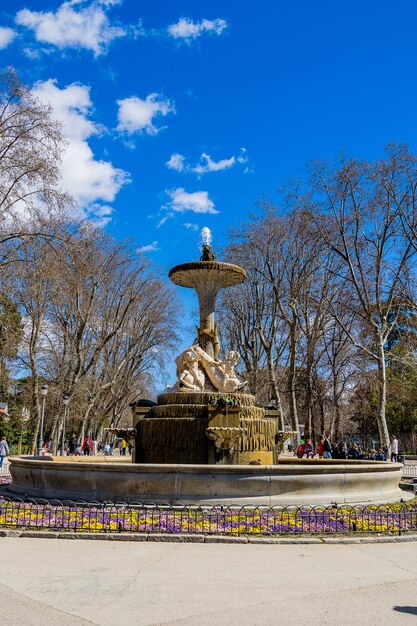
top-left (390, 435), bottom-right (399, 462)
top-left (82, 436), bottom-right (91, 456)
top-left (0, 435), bottom-right (9, 468)
top-left (323, 435), bottom-right (332, 459)
top-left (68, 434), bottom-right (77, 455)
top-left (120, 438), bottom-right (127, 456)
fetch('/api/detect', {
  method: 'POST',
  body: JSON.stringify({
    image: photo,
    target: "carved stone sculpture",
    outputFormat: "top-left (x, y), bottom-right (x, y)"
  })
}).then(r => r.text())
top-left (194, 345), bottom-right (249, 393)
top-left (206, 426), bottom-right (246, 450)
top-left (173, 348), bottom-right (205, 392)
top-left (195, 323), bottom-right (220, 360)
top-left (200, 244), bottom-right (216, 261)
top-left (172, 344), bottom-right (249, 394)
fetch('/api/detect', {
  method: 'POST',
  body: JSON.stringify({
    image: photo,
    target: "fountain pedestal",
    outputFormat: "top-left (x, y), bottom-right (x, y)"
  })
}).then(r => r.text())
top-left (134, 391), bottom-right (276, 465)
top-left (169, 258), bottom-right (246, 359)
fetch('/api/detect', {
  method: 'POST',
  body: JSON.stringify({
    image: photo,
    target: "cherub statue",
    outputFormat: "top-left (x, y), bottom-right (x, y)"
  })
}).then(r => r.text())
top-left (174, 347), bottom-right (205, 392)
top-left (200, 244), bottom-right (216, 261)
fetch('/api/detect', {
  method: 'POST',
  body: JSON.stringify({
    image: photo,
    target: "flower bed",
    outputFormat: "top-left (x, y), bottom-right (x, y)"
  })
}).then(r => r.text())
top-left (1, 495), bottom-right (416, 536)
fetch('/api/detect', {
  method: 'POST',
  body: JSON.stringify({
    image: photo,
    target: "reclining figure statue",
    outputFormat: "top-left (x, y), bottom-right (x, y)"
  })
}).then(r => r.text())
top-left (193, 345), bottom-right (248, 393)
top-left (171, 345), bottom-right (248, 394)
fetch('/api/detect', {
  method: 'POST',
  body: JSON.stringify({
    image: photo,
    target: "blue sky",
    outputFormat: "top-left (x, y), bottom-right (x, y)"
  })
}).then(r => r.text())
top-left (2, 0), bottom-right (417, 376)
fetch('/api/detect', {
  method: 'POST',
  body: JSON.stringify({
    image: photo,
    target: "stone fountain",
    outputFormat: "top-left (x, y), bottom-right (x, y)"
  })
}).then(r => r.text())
top-left (7, 228), bottom-right (408, 506)
top-left (134, 230), bottom-right (277, 465)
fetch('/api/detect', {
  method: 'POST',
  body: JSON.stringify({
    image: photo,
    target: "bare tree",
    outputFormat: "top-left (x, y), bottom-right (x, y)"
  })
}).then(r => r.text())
top-left (0, 68), bottom-right (72, 265)
top-left (6, 222), bottom-right (178, 449)
top-left (297, 154), bottom-right (417, 446)
top-left (7, 232), bottom-right (60, 450)
top-left (322, 299), bottom-right (361, 440)
top-left (297, 244), bottom-right (337, 439)
top-left (44, 227), bottom-right (178, 440)
top-left (224, 207), bottom-right (319, 441)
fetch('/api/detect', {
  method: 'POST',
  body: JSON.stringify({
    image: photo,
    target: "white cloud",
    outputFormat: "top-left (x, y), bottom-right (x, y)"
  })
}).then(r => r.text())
top-left (16, 1), bottom-right (127, 56)
top-left (237, 147), bottom-right (248, 163)
top-left (166, 153), bottom-right (185, 172)
top-left (165, 188), bottom-right (218, 214)
top-left (117, 94), bottom-right (174, 135)
top-left (156, 213), bottom-right (173, 228)
top-left (168, 17), bottom-right (227, 41)
top-left (22, 46), bottom-right (42, 59)
top-left (94, 0), bottom-right (123, 5)
top-left (193, 153), bottom-right (235, 174)
top-left (138, 241), bottom-right (159, 253)
top-left (86, 203), bottom-right (113, 228)
top-left (183, 223), bottom-right (199, 231)
top-left (33, 79), bottom-right (96, 140)
top-left (0, 27), bottom-right (16, 49)
top-left (166, 148), bottom-right (249, 176)
top-left (32, 78), bottom-right (128, 219)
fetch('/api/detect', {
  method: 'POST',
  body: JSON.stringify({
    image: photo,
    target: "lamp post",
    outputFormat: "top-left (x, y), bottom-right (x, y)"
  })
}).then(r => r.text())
top-left (61, 395), bottom-right (70, 456)
top-left (37, 384), bottom-right (48, 457)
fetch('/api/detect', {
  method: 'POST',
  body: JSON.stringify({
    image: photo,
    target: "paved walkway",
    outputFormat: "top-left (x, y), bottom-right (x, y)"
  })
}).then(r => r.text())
top-left (0, 537), bottom-right (417, 625)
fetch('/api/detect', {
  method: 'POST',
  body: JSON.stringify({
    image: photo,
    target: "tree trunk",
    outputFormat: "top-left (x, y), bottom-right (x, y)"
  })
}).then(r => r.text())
top-left (77, 401), bottom-right (95, 442)
top-left (304, 343), bottom-right (315, 438)
top-left (30, 415), bottom-right (39, 455)
top-left (305, 371), bottom-right (313, 439)
top-left (288, 319), bottom-right (300, 443)
top-left (377, 340), bottom-right (390, 447)
top-left (266, 349), bottom-right (285, 431)
top-left (320, 401), bottom-right (325, 437)
top-left (332, 377), bottom-right (342, 441)
top-left (96, 423), bottom-right (104, 443)
top-left (30, 379), bottom-right (41, 453)
top-left (332, 401), bottom-right (341, 441)
top-left (50, 416), bottom-right (59, 455)
top-left (28, 314), bottom-right (43, 454)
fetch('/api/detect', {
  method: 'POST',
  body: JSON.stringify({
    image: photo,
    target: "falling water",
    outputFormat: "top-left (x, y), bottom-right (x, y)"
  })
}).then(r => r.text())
top-left (201, 226), bottom-right (212, 247)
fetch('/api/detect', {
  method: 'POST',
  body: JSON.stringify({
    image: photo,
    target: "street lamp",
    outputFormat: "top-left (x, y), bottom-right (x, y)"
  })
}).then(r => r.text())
top-left (61, 395), bottom-right (70, 456)
top-left (37, 384), bottom-right (48, 457)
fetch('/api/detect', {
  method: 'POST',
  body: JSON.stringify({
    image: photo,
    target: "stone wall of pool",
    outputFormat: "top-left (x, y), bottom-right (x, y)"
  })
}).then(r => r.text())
top-left (8, 457), bottom-right (409, 506)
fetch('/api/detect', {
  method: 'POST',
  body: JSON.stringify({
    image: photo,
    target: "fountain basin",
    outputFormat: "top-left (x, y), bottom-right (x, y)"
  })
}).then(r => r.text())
top-left (169, 261), bottom-right (246, 290)
top-left (7, 457), bottom-right (409, 506)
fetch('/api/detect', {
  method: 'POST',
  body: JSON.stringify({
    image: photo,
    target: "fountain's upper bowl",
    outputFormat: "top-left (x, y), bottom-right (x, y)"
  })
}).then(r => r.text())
top-left (169, 261), bottom-right (246, 290)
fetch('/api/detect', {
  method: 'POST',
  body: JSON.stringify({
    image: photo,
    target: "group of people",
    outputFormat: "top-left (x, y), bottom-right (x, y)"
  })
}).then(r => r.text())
top-left (102, 438), bottom-right (130, 455)
top-left (66, 434), bottom-right (131, 456)
top-left (67, 435), bottom-right (96, 456)
top-left (296, 434), bottom-right (400, 462)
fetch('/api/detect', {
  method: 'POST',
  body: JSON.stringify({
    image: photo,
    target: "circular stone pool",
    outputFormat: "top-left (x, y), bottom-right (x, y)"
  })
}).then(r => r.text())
top-left (7, 457), bottom-right (409, 506)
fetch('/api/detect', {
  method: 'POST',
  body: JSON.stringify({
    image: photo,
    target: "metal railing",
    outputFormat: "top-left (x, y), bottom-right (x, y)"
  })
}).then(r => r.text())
top-left (402, 464), bottom-right (417, 478)
top-left (0, 496), bottom-right (416, 536)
